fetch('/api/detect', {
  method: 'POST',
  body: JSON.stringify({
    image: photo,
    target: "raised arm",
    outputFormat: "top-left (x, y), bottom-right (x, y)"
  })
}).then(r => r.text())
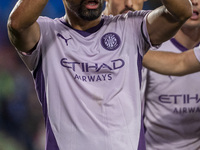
top-left (143, 49), bottom-right (200, 76)
top-left (147, 0), bottom-right (192, 46)
top-left (7, 0), bottom-right (48, 52)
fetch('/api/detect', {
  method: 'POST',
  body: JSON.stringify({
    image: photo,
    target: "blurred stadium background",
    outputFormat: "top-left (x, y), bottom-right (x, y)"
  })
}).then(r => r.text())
top-left (0, 0), bottom-right (161, 150)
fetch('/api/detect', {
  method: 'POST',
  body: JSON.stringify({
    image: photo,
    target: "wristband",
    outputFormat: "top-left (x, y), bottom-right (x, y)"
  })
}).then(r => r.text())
top-left (194, 46), bottom-right (200, 63)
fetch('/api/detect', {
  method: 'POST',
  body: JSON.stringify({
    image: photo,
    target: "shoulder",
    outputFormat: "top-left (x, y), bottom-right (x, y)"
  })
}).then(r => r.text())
top-left (36, 16), bottom-right (65, 33)
top-left (37, 16), bottom-right (62, 24)
top-left (102, 10), bottom-right (150, 24)
top-left (126, 10), bottom-right (151, 17)
top-left (37, 16), bottom-right (53, 23)
top-left (153, 39), bottom-right (181, 53)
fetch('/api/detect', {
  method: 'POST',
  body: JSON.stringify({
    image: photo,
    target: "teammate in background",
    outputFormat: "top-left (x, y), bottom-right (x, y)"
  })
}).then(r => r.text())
top-left (142, 0), bottom-right (200, 149)
top-left (7, 0), bottom-right (192, 150)
top-left (103, 0), bottom-right (147, 15)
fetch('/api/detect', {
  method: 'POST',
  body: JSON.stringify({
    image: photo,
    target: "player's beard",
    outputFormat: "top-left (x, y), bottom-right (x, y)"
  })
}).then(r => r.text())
top-left (78, 0), bottom-right (104, 21)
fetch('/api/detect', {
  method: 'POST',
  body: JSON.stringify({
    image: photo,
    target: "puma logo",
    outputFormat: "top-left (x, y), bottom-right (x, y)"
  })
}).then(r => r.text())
top-left (57, 33), bottom-right (72, 46)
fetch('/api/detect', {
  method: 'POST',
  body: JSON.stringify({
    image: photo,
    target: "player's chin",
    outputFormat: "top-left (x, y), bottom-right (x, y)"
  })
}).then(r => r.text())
top-left (79, 4), bottom-right (103, 21)
top-left (79, 10), bottom-right (102, 21)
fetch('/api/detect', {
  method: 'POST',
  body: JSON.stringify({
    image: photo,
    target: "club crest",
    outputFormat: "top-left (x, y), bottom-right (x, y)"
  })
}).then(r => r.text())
top-left (101, 32), bottom-right (121, 51)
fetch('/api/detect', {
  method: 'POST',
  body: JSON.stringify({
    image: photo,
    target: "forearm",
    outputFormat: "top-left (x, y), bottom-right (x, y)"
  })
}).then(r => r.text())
top-left (161, 0), bottom-right (192, 22)
top-left (7, 0), bottom-right (48, 52)
top-left (143, 50), bottom-right (200, 76)
top-left (143, 50), bottom-right (182, 75)
top-left (8, 0), bottom-right (48, 31)
top-left (147, 0), bottom-right (192, 45)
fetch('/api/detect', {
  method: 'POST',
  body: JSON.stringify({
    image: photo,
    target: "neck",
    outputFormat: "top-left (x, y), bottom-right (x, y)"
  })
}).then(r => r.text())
top-left (103, 9), bottom-right (109, 15)
top-left (64, 11), bottom-right (102, 31)
top-left (102, 2), bottom-right (109, 15)
top-left (174, 26), bottom-right (200, 49)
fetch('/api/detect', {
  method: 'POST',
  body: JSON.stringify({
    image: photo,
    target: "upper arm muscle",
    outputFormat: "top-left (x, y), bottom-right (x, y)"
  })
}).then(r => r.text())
top-left (8, 21), bottom-right (40, 53)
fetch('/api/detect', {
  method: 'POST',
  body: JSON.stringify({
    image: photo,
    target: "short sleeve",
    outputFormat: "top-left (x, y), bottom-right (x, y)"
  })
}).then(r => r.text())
top-left (17, 16), bottom-right (50, 72)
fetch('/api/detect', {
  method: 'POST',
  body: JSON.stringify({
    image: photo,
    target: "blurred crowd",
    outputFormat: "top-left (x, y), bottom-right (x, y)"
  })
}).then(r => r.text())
top-left (0, 0), bottom-right (161, 150)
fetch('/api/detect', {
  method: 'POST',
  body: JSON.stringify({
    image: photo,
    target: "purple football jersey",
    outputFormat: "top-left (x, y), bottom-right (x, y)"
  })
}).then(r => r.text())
top-left (144, 39), bottom-right (200, 150)
top-left (18, 10), bottom-right (151, 150)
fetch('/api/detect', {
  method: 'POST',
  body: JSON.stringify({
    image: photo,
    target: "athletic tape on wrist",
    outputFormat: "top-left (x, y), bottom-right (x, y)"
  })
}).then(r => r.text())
top-left (194, 46), bottom-right (200, 63)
